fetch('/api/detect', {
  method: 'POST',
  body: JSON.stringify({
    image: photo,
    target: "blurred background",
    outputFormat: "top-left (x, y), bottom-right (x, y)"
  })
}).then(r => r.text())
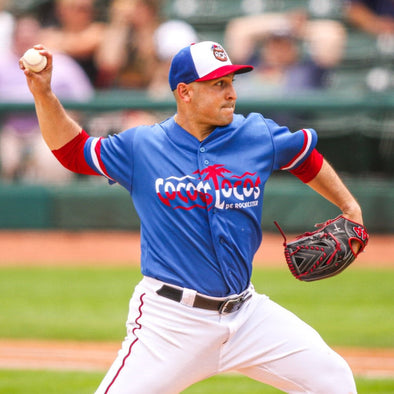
top-left (0, 0), bottom-right (393, 233)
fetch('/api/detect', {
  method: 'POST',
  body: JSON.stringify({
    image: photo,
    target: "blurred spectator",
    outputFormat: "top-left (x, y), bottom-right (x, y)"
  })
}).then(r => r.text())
top-left (148, 19), bottom-right (198, 98)
top-left (0, 0), bottom-right (14, 55)
top-left (96, 0), bottom-right (163, 89)
top-left (40, 0), bottom-right (106, 87)
top-left (242, 29), bottom-right (325, 93)
top-left (345, 0), bottom-right (393, 92)
top-left (94, 0), bottom-right (198, 130)
top-left (225, 14), bottom-right (346, 95)
top-left (304, 19), bottom-right (347, 70)
top-left (94, 0), bottom-right (164, 130)
top-left (96, 0), bottom-right (198, 93)
top-left (225, 11), bottom-right (308, 65)
top-left (0, 14), bottom-right (94, 184)
top-left (345, 0), bottom-right (394, 36)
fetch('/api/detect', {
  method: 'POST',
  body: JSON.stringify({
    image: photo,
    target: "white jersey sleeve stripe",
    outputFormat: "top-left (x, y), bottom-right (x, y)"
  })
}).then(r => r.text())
top-left (281, 129), bottom-right (312, 170)
top-left (90, 137), bottom-right (115, 181)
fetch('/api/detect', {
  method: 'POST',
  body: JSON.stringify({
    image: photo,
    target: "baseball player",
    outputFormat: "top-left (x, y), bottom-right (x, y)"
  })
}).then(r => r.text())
top-left (21, 41), bottom-right (363, 393)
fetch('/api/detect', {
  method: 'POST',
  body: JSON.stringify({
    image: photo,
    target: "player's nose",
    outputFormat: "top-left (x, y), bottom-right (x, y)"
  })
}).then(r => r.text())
top-left (226, 81), bottom-right (237, 101)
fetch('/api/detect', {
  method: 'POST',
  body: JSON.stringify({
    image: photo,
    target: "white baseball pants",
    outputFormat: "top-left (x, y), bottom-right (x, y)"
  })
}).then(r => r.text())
top-left (95, 277), bottom-right (357, 394)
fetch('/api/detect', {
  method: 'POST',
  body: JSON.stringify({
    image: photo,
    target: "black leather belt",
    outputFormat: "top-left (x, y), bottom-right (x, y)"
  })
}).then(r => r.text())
top-left (156, 285), bottom-right (252, 314)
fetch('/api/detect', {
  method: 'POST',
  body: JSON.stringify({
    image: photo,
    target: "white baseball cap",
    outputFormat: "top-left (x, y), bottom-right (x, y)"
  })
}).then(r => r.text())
top-left (169, 41), bottom-right (253, 91)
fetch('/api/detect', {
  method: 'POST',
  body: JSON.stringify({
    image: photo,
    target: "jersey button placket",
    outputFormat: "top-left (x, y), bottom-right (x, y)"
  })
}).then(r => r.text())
top-left (198, 145), bottom-right (209, 167)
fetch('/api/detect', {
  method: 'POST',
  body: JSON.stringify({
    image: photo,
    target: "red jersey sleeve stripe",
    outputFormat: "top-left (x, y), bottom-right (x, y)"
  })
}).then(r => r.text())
top-left (280, 129), bottom-right (312, 170)
top-left (51, 130), bottom-right (99, 175)
top-left (290, 148), bottom-right (324, 183)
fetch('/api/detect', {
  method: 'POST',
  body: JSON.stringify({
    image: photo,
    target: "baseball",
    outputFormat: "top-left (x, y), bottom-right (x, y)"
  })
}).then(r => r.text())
top-left (22, 48), bottom-right (47, 73)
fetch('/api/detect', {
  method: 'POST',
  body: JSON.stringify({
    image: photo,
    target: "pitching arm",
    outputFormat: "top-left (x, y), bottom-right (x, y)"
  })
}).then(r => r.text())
top-left (20, 45), bottom-right (81, 150)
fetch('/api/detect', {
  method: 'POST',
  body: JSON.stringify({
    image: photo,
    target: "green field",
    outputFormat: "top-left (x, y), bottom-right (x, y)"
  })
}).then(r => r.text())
top-left (0, 370), bottom-right (394, 394)
top-left (0, 265), bottom-right (393, 393)
top-left (1, 266), bottom-right (393, 346)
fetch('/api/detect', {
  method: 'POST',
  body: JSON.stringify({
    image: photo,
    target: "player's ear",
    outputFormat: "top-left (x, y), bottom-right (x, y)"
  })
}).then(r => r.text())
top-left (176, 83), bottom-right (192, 103)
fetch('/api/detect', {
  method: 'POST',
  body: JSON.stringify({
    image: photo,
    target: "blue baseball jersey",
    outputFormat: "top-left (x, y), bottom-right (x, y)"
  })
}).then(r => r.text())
top-left (84, 113), bottom-right (317, 296)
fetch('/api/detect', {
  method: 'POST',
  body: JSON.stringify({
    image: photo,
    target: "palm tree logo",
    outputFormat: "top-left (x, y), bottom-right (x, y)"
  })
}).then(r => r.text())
top-left (197, 164), bottom-right (231, 209)
top-left (198, 164), bottom-right (231, 190)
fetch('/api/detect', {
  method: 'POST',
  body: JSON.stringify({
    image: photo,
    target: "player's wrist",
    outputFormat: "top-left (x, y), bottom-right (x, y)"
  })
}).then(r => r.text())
top-left (341, 204), bottom-right (363, 225)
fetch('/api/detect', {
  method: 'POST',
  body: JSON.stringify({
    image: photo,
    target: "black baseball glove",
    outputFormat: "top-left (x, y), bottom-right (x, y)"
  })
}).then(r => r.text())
top-left (274, 215), bottom-right (369, 282)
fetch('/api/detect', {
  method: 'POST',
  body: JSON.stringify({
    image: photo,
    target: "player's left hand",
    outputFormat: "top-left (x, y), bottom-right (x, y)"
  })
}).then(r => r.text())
top-left (275, 215), bottom-right (369, 282)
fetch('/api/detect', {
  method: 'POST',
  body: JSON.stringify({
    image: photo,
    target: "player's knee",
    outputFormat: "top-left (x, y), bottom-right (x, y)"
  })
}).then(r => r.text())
top-left (310, 352), bottom-right (356, 393)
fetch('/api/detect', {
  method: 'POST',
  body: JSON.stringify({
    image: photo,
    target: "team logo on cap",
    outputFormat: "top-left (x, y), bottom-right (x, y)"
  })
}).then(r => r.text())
top-left (212, 44), bottom-right (228, 62)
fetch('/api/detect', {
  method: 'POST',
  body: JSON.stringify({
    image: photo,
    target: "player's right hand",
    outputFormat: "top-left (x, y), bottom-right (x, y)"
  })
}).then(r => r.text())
top-left (19, 44), bottom-right (53, 98)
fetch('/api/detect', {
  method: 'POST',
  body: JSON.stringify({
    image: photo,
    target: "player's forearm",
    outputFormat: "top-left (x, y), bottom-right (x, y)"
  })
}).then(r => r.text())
top-left (307, 159), bottom-right (363, 224)
top-left (21, 45), bottom-right (82, 150)
top-left (33, 91), bottom-right (82, 150)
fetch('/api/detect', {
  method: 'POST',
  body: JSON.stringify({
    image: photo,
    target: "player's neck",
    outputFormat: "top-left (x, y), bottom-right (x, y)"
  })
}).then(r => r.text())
top-left (174, 114), bottom-right (214, 142)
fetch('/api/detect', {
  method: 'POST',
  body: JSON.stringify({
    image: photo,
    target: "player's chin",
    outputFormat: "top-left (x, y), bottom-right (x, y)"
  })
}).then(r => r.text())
top-left (219, 107), bottom-right (235, 124)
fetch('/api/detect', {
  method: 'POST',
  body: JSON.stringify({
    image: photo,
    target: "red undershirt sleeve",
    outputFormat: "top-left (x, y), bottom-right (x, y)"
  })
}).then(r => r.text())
top-left (51, 129), bottom-right (99, 175)
top-left (289, 149), bottom-right (323, 183)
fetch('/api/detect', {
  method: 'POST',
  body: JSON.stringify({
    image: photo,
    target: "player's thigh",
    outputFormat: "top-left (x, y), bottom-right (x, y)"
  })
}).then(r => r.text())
top-left (96, 332), bottom-right (216, 394)
top-left (96, 282), bottom-right (225, 394)
top-left (229, 296), bottom-right (356, 393)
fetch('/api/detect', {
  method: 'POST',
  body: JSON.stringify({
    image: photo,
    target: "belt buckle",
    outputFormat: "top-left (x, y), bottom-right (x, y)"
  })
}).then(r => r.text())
top-left (219, 293), bottom-right (251, 314)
